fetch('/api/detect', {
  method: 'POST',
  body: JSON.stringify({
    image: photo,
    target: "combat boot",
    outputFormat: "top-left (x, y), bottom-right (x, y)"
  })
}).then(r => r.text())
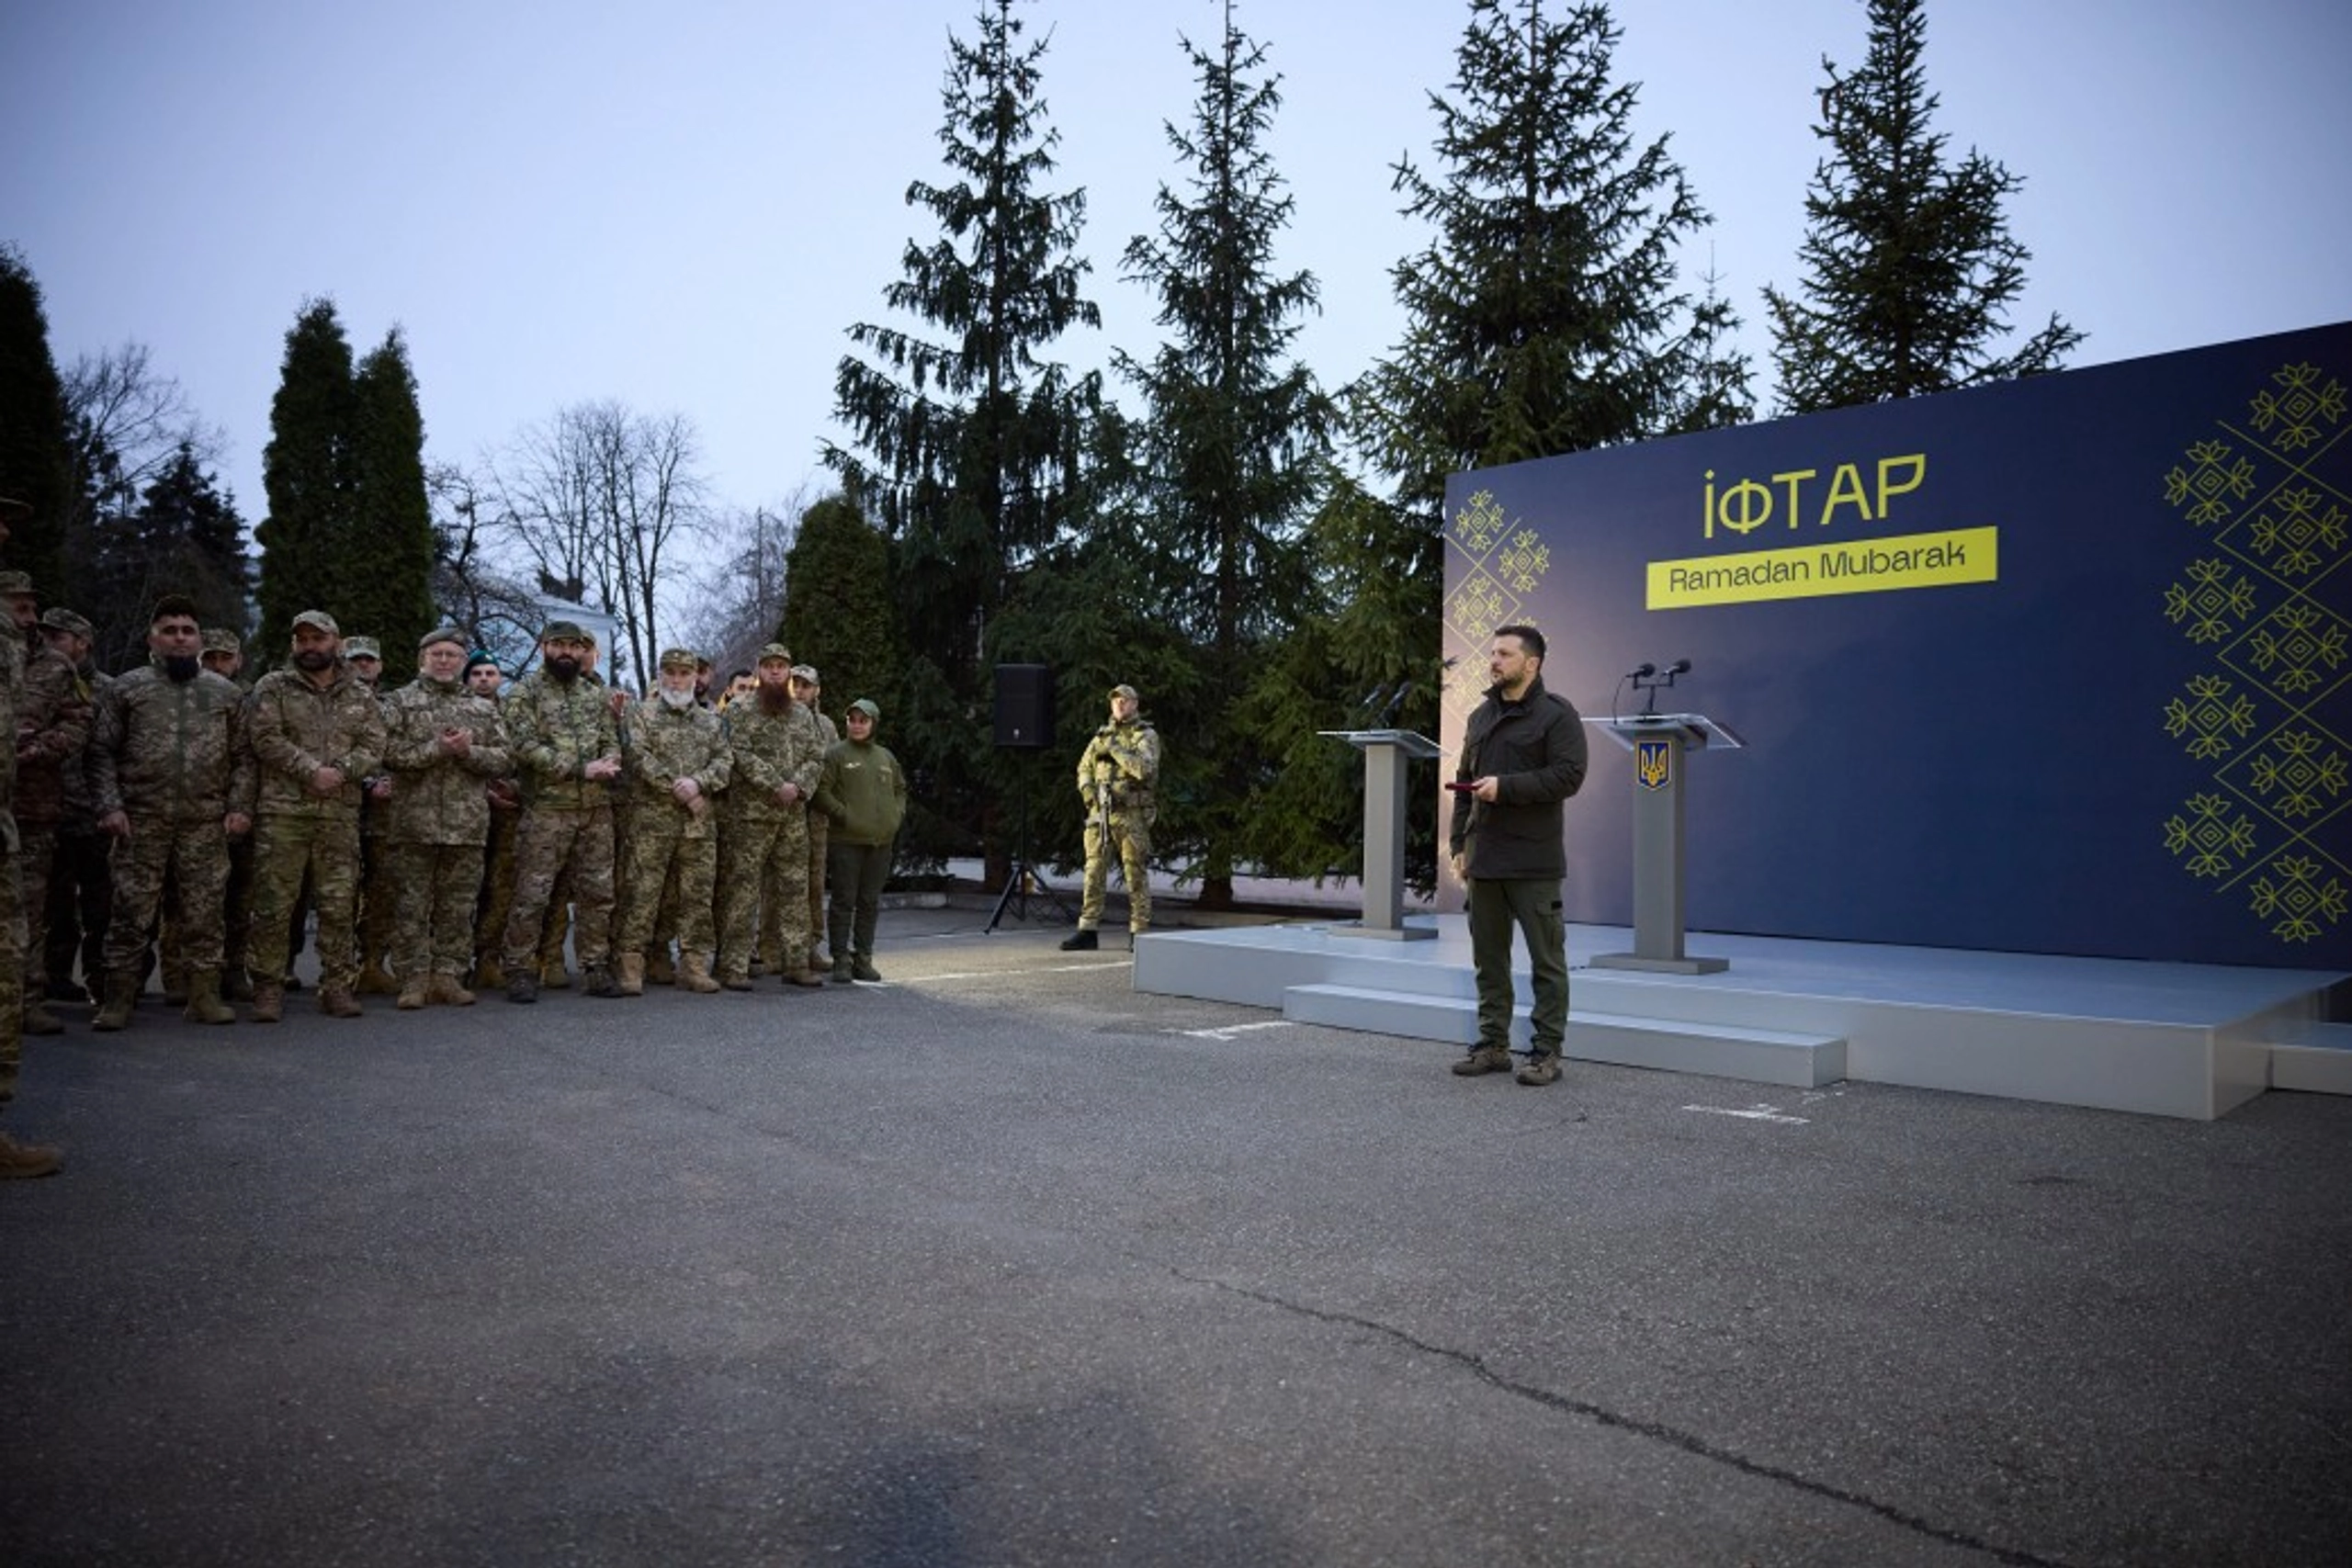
top-left (718, 964), bottom-right (752, 992)
top-left (851, 957), bottom-right (883, 984)
top-left (1515, 1051), bottom-right (1562, 1087)
top-left (356, 958), bottom-right (398, 997)
top-left (830, 957), bottom-right (855, 986)
top-left (249, 983), bottom-right (284, 1024)
top-left (615, 953), bottom-right (645, 998)
top-left (428, 974), bottom-right (476, 1007)
top-left (92, 972), bottom-right (139, 1032)
top-left (1059, 929), bottom-right (1099, 952)
top-left (183, 972), bottom-right (236, 1025)
top-left (582, 964), bottom-right (620, 998)
top-left (1451, 1043), bottom-right (1514, 1077)
top-left (319, 986), bottom-right (363, 1019)
top-left (472, 956), bottom-right (505, 990)
top-left (0, 1131), bottom-right (63, 1179)
top-left (782, 964), bottom-right (826, 989)
top-left (644, 945), bottom-right (676, 987)
top-left (506, 971), bottom-right (539, 1005)
top-left (396, 974), bottom-right (431, 1010)
top-left (24, 1000), bottom-right (64, 1036)
top-left (678, 953), bottom-right (721, 994)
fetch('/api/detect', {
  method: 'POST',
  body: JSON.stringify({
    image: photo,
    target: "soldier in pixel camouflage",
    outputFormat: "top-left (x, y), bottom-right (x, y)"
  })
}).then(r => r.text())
top-left (718, 646), bottom-right (825, 990)
top-left (1061, 682), bottom-right (1161, 951)
top-left (4, 572), bottom-right (91, 1040)
top-left (381, 626), bottom-right (511, 1009)
top-left (499, 621), bottom-right (623, 1002)
top-left (615, 647), bottom-right (730, 995)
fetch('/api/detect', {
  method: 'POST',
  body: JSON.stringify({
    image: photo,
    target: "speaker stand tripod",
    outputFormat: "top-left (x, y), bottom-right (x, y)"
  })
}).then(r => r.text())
top-left (987, 761), bottom-right (1073, 933)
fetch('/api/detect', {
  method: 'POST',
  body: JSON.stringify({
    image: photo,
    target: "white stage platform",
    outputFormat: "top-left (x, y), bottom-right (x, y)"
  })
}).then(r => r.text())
top-left (1131, 919), bottom-right (2352, 1121)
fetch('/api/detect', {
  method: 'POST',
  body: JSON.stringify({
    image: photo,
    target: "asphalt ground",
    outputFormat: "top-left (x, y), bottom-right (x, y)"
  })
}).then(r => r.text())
top-left (3, 906), bottom-right (2348, 1567)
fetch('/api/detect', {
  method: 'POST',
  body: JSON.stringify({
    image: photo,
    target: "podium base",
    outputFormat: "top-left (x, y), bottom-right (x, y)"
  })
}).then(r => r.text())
top-left (1342, 921), bottom-right (1439, 942)
top-left (1591, 952), bottom-right (1730, 975)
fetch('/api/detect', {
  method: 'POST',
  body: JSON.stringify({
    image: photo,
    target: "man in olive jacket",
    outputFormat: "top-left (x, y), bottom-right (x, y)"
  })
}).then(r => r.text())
top-left (380, 627), bottom-right (511, 1008)
top-left (1447, 624), bottom-right (1588, 1086)
top-left (809, 698), bottom-right (906, 985)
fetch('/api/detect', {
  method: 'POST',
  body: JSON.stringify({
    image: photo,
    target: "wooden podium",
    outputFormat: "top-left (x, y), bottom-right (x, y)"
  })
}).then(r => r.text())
top-left (1320, 728), bottom-right (1442, 941)
top-left (1588, 713), bottom-right (1743, 974)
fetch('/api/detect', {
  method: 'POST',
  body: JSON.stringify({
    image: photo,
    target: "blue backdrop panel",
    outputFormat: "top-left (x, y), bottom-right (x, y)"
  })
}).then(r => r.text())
top-left (1440, 322), bottom-right (2352, 969)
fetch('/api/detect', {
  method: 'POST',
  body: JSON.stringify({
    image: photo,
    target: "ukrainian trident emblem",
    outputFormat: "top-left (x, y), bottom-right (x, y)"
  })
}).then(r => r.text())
top-left (1635, 739), bottom-right (1671, 791)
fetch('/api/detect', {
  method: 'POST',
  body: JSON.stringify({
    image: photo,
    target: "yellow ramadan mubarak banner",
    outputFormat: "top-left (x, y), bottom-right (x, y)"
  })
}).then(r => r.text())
top-left (1648, 526), bottom-right (1998, 608)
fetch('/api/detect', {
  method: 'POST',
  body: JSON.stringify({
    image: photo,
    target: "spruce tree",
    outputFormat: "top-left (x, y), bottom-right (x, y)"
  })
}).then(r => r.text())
top-left (93, 446), bottom-right (252, 670)
top-left (826, 0), bottom-right (1102, 870)
top-left (1118, 9), bottom-right (1338, 907)
top-left (0, 246), bottom-right (76, 592)
top-left (1357, 0), bottom-right (1738, 518)
top-left (255, 299), bottom-right (357, 661)
top-left (349, 329), bottom-right (436, 683)
top-left (1765, 0), bottom-right (2081, 412)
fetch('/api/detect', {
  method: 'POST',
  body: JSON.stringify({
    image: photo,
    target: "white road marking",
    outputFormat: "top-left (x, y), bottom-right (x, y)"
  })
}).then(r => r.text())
top-left (899, 961), bottom-right (1134, 985)
top-left (1173, 1021), bottom-right (1297, 1043)
top-left (1681, 1103), bottom-right (1810, 1125)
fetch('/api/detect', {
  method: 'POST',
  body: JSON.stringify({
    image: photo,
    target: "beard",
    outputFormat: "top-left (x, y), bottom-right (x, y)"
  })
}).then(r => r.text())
top-left (546, 656), bottom-right (581, 682)
top-left (162, 654), bottom-right (200, 682)
top-left (757, 684), bottom-right (794, 715)
top-left (658, 686), bottom-right (695, 710)
top-left (294, 649), bottom-right (332, 672)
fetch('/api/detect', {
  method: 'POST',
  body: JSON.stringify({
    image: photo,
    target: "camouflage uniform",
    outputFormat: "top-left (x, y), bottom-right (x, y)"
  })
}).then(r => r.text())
top-left (381, 662), bottom-right (510, 990)
top-left (40, 610), bottom-right (111, 1000)
top-left (242, 644), bottom-right (386, 1000)
top-left (616, 677), bottom-right (731, 965)
top-left (11, 615), bottom-right (91, 1032)
top-left (500, 663), bottom-right (622, 984)
top-left (718, 682), bottom-right (825, 985)
top-left (90, 661), bottom-right (251, 998)
top-left (1074, 694), bottom-right (1161, 934)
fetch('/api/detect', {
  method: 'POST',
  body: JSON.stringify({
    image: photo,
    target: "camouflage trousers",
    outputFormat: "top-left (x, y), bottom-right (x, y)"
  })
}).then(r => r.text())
top-left (390, 840), bottom-right (485, 979)
top-left (17, 822), bottom-right (56, 1005)
top-left (1, 815), bottom-right (23, 1104)
top-left (719, 813), bottom-right (811, 979)
top-left (246, 812), bottom-right (363, 991)
top-left (103, 815), bottom-right (231, 976)
top-left (503, 807), bottom-right (615, 972)
top-left (474, 807), bottom-right (518, 967)
top-left (617, 824), bottom-right (716, 957)
top-left (1078, 810), bottom-right (1154, 932)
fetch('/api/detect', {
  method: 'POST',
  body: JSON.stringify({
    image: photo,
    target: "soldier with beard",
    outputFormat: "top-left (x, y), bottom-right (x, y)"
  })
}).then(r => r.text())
top-left (717, 646), bottom-right (825, 990)
top-left (88, 595), bottom-right (253, 1031)
top-left (615, 648), bottom-right (730, 995)
top-left (242, 611), bottom-right (387, 1022)
top-left (499, 621), bottom-right (623, 1002)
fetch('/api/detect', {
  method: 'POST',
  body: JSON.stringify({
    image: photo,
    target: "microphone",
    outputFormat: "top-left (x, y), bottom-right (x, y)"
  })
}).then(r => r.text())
top-left (1665, 659), bottom-right (1691, 676)
top-left (1629, 662), bottom-right (1656, 680)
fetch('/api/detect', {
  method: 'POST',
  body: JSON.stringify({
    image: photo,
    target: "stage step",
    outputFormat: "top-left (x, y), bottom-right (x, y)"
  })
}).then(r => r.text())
top-left (1284, 983), bottom-right (1847, 1089)
top-left (2267, 1020), bottom-right (2352, 1095)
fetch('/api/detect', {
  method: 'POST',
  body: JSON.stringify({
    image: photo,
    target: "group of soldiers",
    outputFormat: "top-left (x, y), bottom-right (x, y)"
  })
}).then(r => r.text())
top-left (0, 581), bottom-right (888, 1119)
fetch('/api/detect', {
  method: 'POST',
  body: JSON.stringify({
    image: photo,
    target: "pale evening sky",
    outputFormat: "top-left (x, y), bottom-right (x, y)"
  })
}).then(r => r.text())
top-left (4, 0), bottom-right (2346, 561)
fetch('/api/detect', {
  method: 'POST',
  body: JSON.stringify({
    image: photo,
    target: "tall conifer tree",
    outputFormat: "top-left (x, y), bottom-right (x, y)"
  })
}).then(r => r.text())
top-left (0, 247), bottom-right (75, 592)
top-left (827, 0), bottom-right (1102, 865)
top-left (1118, 6), bottom-right (1336, 906)
top-left (255, 299), bottom-right (357, 661)
top-left (1765, 0), bottom-right (2081, 412)
top-left (350, 329), bottom-right (436, 682)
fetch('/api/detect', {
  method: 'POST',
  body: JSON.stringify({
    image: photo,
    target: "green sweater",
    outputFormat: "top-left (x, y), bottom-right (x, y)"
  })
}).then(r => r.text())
top-left (811, 737), bottom-right (907, 847)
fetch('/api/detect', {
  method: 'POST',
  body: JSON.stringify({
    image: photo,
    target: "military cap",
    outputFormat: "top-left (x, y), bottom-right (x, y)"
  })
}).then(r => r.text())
top-left (790, 664), bottom-right (820, 684)
top-left (539, 619), bottom-right (588, 644)
top-left (291, 609), bottom-right (340, 637)
top-left (40, 606), bottom-right (93, 638)
top-left (419, 625), bottom-right (468, 652)
top-left (0, 570), bottom-right (36, 599)
top-left (756, 642), bottom-right (793, 663)
top-left (463, 648), bottom-right (498, 677)
top-left (1109, 682), bottom-right (1139, 702)
top-left (658, 647), bottom-right (698, 672)
top-left (344, 636), bottom-right (382, 660)
top-left (848, 697), bottom-right (880, 720)
top-left (199, 628), bottom-right (242, 655)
